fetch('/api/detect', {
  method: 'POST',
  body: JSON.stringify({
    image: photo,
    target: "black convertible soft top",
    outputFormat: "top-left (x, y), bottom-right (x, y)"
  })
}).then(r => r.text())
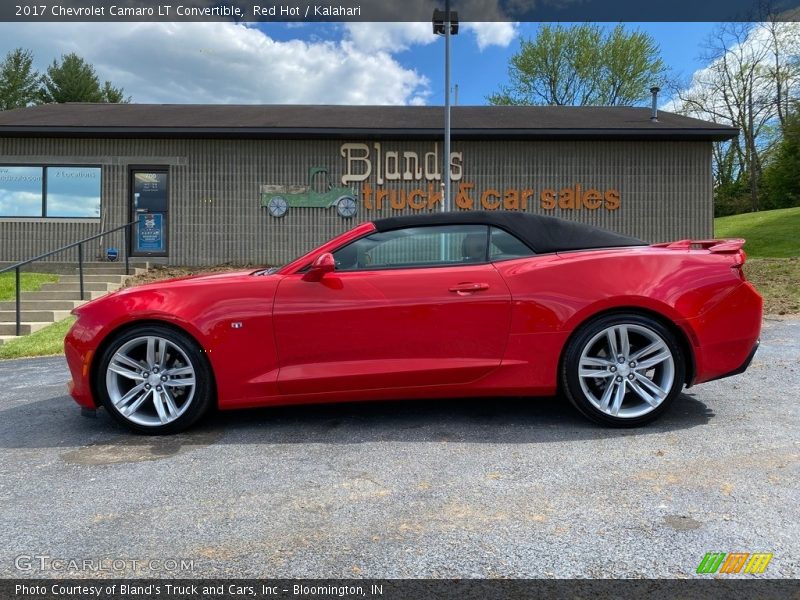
top-left (373, 211), bottom-right (646, 254)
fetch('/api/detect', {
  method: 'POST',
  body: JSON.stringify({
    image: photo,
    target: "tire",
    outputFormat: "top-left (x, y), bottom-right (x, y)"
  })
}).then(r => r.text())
top-left (335, 196), bottom-right (358, 218)
top-left (560, 313), bottom-right (685, 427)
top-left (267, 196), bottom-right (288, 218)
top-left (94, 324), bottom-right (214, 434)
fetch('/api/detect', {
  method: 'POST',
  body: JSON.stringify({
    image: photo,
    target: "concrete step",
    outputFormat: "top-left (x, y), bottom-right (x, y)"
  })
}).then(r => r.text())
top-left (0, 322), bottom-right (49, 336)
top-left (0, 300), bottom-right (86, 311)
top-left (0, 310), bottom-right (73, 322)
top-left (0, 261), bottom-right (150, 275)
top-left (19, 291), bottom-right (107, 301)
top-left (59, 274), bottom-right (131, 284)
top-left (0, 335), bottom-right (17, 346)
top-left (39, 283), bottom-right (121, 293)
top-left (73, 266), bottom-right (147, 275)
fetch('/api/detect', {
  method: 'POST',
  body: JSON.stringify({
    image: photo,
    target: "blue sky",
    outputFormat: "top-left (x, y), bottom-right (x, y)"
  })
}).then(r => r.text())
top-left (1, 21), bottom-right (720, 107)
top-left (390, 22), bottom-right (713, 105)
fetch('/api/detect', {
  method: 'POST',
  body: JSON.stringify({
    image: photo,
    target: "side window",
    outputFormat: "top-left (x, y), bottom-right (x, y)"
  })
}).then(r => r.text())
top-left (333, 224), bottom-right (489, 271)
top-left (489, 227), bottom-right (535, 260)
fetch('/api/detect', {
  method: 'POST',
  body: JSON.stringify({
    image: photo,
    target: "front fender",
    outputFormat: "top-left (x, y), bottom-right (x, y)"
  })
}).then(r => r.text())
top-left (66, 276), bottom-right (281, 409)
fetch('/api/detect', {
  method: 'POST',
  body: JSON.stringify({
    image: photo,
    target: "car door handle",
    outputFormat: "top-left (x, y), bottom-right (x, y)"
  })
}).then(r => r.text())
top-left (449, 282), bottom-right (490, 294)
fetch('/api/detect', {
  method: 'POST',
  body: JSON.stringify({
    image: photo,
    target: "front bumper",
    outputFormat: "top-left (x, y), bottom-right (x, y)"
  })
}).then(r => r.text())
top-left (64, 319), bottom-right (98, 409)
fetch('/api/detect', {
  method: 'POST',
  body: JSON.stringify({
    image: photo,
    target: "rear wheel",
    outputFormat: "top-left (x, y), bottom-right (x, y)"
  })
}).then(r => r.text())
top-left (335, 196), bottom-right (357, 218)
top-left (561, 314), bottom-right (685, 427)
top-left (95, 324), bottom-right (214, 434)
top-left (267, 196), bottom-right (288, 218)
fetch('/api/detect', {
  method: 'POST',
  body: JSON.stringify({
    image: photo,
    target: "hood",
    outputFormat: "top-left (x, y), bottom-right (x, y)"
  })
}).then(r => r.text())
top-left (71, 269), bottom-right (266, 315)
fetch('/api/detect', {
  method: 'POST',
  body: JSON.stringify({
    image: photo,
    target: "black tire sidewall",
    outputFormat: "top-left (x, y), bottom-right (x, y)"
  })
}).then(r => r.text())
top-left (94, 324), bottom-right (214, 435)
top-left (561, 313), bottom-right (685, 427)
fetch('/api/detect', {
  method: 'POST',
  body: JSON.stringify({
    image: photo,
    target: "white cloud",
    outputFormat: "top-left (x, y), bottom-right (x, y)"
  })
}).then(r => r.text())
top-left (462, 22), bottom-right (518, 51)
top-left (343, 22), bottom-right (437, 53)
top-left (0, 22), bottom-right (430, 105)
top-left (344, 21), bottom-right (518, 53)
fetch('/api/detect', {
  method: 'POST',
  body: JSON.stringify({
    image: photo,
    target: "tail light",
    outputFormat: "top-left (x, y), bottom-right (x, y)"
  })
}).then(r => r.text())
top-left (731, 249), bottom-right (747, 280)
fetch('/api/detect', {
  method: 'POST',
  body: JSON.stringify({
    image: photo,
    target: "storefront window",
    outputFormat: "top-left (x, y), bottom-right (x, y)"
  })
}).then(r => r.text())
top-left (0, 166), bottom-right (43, 217)
top-left (46, 167), bottom-right (101, 217)
top-left (0, 165), bottom-right (101, 218)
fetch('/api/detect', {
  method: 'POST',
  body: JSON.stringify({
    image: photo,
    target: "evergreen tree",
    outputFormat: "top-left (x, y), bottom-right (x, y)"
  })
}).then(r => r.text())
top-left (39, 52), bottom-right (128, 104)
top-left (0, 48), bottom-right (40, 110)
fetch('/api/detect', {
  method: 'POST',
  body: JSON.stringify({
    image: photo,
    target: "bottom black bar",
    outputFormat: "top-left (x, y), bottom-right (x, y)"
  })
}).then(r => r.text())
top-left (1, 579), bottom-right (797, 600)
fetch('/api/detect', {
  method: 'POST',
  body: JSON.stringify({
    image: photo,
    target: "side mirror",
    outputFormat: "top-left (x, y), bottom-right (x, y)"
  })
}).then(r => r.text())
top-left (309, 252), bottom-right (335, 277)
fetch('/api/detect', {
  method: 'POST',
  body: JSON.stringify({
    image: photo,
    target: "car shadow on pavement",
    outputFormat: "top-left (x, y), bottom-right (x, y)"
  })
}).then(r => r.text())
top-left (0, 391), bottom-right (714, 450)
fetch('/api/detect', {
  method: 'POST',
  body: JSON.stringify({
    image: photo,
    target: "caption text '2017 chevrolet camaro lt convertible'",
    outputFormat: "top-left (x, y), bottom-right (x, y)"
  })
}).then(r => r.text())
top-left (64, 211), bottom-right (762, 434)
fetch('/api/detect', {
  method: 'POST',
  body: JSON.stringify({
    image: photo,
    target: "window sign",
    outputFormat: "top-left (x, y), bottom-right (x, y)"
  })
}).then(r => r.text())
top-left (136, 213), bottom-right (165, 252)
top-left (0, 166), bottom-right (43, 217)
top-left (45, 167), bottom-right (101, 217)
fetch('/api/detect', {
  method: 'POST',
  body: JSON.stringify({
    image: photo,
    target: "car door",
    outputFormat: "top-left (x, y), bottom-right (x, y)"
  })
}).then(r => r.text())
top-left (272, 224), bottom-right (512, 395)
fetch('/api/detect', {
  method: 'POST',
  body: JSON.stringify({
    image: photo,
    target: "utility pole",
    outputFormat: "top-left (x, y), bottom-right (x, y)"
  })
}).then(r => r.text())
top-left (433, 4), bottom-right (459, 212)
top-left (443, 0), bottom-right (451, 212)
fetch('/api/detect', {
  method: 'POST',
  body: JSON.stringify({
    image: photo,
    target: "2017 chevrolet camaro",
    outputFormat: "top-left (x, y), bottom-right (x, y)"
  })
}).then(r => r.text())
top-left (65, 211), bottom-right (762, 434)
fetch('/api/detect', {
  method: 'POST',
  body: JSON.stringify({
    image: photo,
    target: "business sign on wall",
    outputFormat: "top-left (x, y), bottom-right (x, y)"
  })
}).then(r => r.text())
top-left (262, 141), bottom-right (621, 218)
top-left (340, 142), bottom-right (621, 213)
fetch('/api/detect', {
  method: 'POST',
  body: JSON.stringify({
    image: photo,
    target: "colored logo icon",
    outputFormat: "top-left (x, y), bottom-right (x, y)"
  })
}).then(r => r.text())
top-left (697, 552), bottom-right (773, 574)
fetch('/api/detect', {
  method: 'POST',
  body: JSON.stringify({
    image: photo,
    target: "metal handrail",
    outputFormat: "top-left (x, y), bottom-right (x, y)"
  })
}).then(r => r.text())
top-left (0, 220), bottom-right (137, 336)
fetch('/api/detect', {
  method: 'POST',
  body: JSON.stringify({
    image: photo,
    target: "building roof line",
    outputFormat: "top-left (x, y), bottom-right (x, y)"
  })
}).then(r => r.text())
top-left (0, 104), bottom-right (739, 141)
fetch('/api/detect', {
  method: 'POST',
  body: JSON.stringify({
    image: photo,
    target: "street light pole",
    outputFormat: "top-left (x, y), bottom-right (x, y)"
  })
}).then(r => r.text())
top-left (443, 0), bottom-right (451, 212)
top-left (433, 3), bottom-right (458, 213)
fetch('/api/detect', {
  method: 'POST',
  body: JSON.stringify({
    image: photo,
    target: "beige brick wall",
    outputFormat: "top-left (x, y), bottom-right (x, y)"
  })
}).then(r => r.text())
top-left (0, 137), bottom-right (712, 266)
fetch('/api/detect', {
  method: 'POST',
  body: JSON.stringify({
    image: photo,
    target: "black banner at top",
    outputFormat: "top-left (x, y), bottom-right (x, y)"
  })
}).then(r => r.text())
top-left (2, 0), bottom-right (800, 22)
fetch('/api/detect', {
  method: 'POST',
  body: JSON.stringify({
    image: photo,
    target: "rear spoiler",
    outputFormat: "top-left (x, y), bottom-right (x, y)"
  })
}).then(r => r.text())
top-left (651, 239), bottom-right (746, 254)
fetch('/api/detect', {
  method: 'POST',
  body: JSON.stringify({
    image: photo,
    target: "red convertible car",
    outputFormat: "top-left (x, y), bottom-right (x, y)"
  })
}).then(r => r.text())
top-left (65, 211), bottom-right (762, 434)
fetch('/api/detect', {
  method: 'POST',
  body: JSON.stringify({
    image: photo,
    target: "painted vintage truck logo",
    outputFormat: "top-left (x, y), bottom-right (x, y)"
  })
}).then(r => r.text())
top-left (260, 167), bottom-right (358, 219)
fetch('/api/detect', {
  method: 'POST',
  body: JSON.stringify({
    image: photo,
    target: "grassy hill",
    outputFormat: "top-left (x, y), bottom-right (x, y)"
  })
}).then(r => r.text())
top-left (715, 207), bottom-right (800, 258)
top-left (715, 207), bottom-right (799, 315)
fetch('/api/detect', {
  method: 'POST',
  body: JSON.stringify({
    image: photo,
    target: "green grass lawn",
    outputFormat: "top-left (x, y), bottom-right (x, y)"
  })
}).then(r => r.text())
top-left (714, 206), bottom-right (800, 258)
top-left (715, 207), bottom-right (800, 315)
top-left (0, 271), bottom-right (70, 359)
top-left (0, 317), bottom-right (76, 359)
top-left (744, 258), bottom-right (800, 315)
top-left (0, 272), bottom-right (60, 301)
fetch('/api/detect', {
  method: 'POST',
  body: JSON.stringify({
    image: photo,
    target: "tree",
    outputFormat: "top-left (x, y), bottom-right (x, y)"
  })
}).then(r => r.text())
top-left (0, 48), bottom-right (40, 110)
top-left (673, 21), bottom-right (800, 214)
top-left (39, 52), bottom-right (128, 104)
top-left (488, 24), bottom-right (666, 106)
top-left (101, 80), bottom-right (127, 103)
top-left (760, 103), bottom-right (800, 210)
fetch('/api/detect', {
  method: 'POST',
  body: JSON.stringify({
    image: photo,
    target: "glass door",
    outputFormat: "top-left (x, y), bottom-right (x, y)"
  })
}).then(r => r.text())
top-left (130, 169), bottom-right (169, 257)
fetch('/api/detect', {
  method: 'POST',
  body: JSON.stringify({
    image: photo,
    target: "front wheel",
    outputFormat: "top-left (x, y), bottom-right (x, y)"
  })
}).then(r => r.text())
top-left (95, 325), bottom-right (214, 434)
top-left (267, 196), bottom-right (289, 218)
top-left (561, 314), bottom-right (685, 427)
top-left (335, 196), bottom-right (358, 218)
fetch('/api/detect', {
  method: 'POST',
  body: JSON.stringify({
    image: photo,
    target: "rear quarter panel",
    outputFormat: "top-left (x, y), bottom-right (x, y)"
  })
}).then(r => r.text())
top-left (493, 246), bottom-right (759, 388)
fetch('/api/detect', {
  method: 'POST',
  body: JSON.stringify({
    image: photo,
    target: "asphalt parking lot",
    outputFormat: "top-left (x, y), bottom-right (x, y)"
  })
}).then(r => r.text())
top-left (0, 317), bottom-right (797, 579)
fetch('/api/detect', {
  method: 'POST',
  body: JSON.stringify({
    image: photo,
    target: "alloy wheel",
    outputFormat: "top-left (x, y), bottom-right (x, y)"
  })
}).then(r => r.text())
top-left (105, 335), bottom-right (197, 427)
top-left (577, 323), bottom-right (675, 419)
